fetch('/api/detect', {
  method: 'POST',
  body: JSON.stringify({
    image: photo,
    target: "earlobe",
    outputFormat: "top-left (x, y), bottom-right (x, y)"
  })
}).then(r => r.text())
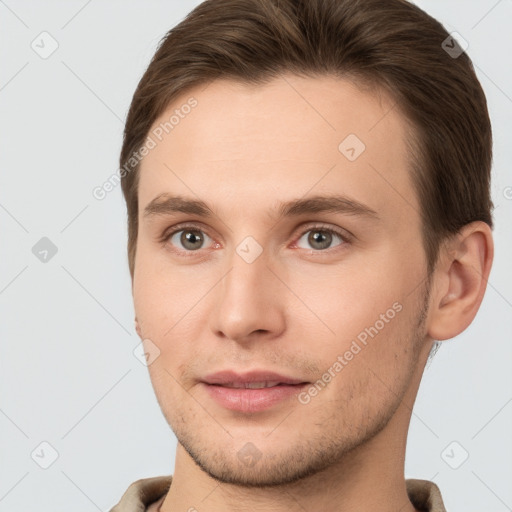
top-left (427, 222), bottom-right (494, 341)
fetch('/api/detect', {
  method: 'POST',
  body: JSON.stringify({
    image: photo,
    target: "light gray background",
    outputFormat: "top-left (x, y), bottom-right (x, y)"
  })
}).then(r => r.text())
top-left (1, 1), bottom-right (511, 511)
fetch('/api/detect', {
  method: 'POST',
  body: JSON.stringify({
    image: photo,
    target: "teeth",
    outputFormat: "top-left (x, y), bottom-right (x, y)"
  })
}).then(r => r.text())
top-left (224, 381), bottom-right (282, 389)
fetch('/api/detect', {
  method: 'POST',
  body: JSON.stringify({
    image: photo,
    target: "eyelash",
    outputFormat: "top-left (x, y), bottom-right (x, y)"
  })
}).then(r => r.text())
top-left (159, 222), bottom-right (351, 258)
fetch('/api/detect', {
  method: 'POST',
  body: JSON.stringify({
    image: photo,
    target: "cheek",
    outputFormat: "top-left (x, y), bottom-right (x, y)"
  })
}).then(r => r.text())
top-left (133, 247), bottom-right (198, 336)
top-left (287, 257), bottom-right (405, 334)
top-left (285, 253), bottom-right (420, 379)
top-left (133, 255), bottom-right (210, 384)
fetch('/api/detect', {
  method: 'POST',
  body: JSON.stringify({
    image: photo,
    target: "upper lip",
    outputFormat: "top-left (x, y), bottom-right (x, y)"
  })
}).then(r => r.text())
top-left (202, 370), bottom-right (308, 386)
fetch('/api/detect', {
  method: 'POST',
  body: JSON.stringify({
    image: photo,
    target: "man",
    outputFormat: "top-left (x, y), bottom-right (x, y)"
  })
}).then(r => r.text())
top-left (110, 0), bottom-right (494, 510)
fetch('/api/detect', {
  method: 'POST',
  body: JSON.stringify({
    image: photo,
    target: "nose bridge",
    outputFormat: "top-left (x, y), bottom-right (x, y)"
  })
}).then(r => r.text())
top-left (222, 240), bottom-right (270, 306)
top-left (211, 238), bottom-right (284, 340)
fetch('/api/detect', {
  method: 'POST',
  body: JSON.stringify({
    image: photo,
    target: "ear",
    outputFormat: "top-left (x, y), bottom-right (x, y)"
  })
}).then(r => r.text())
top-left (135, 316), bottom-right (142, 338)
top-left (427, 221), bottom-right (494, 341)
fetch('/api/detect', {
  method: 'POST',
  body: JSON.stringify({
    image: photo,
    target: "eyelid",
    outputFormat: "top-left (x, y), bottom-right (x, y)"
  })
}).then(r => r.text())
top-left (160, 221), bottom-right (215, 244)
top-left (292, 222), bottom-right (353, 244)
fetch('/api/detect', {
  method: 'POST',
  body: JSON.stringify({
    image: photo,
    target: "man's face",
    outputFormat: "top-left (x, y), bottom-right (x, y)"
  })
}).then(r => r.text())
top-left (133, 75), bottom-right (432, 486)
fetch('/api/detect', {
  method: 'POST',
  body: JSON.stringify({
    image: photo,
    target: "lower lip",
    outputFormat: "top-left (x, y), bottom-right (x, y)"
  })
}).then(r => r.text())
top-left (201, 383), bottom-right (308, 413)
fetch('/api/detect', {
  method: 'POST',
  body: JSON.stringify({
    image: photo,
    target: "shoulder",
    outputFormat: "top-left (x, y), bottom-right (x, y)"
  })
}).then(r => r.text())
top-left (109, 475), bottom-right (173, 512)
top-left (406, 478), bottom-right (447, 512)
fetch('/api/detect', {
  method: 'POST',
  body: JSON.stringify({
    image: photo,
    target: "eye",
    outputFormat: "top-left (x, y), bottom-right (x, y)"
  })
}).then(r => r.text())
top-left (295, 225), bottom-right (348, 251)
top-left (165, 226), bottom-right (214, 253)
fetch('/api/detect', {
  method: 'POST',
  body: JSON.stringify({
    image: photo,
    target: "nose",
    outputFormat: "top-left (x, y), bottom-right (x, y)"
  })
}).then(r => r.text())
top-left (210, 246), bottom-right (286, 344)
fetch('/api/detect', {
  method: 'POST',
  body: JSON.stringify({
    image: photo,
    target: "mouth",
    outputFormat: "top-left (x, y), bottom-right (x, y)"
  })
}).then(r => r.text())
top-left (200, 370), bottom-right (310, 413)
top-left (209, 381), bottom-right (304, 389)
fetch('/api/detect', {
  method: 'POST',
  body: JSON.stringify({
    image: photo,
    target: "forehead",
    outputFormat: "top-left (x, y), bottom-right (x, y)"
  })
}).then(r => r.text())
top-left (137, 74), bottom-right (419, 226)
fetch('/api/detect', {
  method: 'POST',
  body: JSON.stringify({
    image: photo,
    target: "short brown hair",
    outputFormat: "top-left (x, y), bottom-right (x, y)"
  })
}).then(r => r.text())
top-left (120, 0), bottom-right (493, 280)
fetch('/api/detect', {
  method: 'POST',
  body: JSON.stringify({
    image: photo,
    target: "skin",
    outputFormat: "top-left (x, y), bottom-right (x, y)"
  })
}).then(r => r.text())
top-left (132, 74), bottom-right (493, 512)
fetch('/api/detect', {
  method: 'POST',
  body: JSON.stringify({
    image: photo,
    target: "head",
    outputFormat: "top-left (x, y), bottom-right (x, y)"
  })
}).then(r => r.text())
top-left (121, 0), bottom-right (494, 488)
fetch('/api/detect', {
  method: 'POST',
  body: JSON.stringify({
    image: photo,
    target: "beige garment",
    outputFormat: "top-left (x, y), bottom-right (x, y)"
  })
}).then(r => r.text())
top-left (109, 475), bottom-right (447, 511)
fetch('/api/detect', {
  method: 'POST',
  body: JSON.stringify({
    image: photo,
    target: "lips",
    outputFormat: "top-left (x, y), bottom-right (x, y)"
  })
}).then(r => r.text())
top-left (200, 370), bottom-right (309, 413)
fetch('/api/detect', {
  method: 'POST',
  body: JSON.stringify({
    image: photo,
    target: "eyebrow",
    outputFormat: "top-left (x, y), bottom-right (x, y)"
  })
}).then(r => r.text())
top-left (142, 193), bottom-right (380, 222)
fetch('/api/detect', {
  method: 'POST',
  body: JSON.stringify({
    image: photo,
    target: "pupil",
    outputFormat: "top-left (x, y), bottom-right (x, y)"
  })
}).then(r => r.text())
top-left (310, 230), bottom-right (331, 249)
top-left (182, 230), bottom-right (203, 250)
